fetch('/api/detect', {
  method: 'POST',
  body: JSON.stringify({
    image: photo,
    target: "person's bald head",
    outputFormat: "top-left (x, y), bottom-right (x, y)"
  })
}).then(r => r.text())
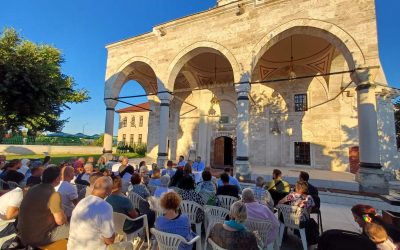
top-left (61, 166), bottom-right (75, 182)
top-left (92, 176), bottom-right (113, 199)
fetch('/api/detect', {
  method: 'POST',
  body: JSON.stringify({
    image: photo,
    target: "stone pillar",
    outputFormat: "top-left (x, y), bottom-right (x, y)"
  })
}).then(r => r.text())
top-left (103, 99), bottom-right (117, 160)
top-left (353, 71), bottom-right (388, 194)
top-left (235, 74), bottom-right (251, 181)
top-left (157, 92), bottom-right (173, 167)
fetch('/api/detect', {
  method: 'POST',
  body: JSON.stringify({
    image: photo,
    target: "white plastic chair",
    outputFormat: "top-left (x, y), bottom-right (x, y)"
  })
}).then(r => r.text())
top-left (208, 238), bottom-right (227, 250)
top-left (216, 195), bottom-right (238, 210)
top-left (203, 205), bottom-right (229, 248)
top-left (127, 191), bottom-right (147, 211)
top-left (244, 219), bottom-right (277, 250)
top-left (0, 219), bottom-right (16, 249)
top-left (179, 200), bottom-right (204, 250)
top-left (276, 204), bottom-right (308, 250)
top-left (113, 212), bottom-right (150, 250)
top-left (150, 228), bottom-right (200, 250)
top-left (0, 179), bottom-right (8, 190)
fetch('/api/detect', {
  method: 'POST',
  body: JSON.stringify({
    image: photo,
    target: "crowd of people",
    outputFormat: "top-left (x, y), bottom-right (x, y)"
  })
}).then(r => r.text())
top-left (0, 154), bottom-right (399, 250)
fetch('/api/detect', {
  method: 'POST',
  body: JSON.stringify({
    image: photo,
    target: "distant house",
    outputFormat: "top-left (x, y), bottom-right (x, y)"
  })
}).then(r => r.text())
top-left (116, 102), bottom-right (149, 146)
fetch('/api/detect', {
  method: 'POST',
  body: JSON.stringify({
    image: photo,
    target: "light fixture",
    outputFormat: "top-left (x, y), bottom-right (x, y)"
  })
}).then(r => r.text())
top-left (288, 36), bottom-right (296, 82)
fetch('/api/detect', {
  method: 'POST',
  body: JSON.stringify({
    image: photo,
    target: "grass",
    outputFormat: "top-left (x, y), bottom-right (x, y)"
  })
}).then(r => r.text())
top-left (5, 152), bottom-right (144, 165)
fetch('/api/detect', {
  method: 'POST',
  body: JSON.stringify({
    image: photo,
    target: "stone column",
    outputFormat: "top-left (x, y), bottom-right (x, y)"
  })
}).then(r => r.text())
top-left (157, 92), bottom-right (173, 167)
top-left (235, 74), bottom-right (251, 181)
top-left (353, 71), bottom-right (388, 194)
top-left (103, 99), bottom-right (117, 160)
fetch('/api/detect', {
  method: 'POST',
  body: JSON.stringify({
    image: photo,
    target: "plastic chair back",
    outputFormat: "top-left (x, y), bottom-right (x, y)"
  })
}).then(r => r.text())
top-left (217, 195), bottom-right (238, 210)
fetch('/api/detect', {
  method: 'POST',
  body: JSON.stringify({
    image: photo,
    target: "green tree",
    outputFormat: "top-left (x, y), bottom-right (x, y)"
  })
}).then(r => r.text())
top-left (0, 28), bottom-right (89, 137)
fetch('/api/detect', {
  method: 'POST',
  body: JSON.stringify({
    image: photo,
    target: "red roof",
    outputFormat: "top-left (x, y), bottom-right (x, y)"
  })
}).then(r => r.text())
top-left (116, 102), bottom-right (150, 113)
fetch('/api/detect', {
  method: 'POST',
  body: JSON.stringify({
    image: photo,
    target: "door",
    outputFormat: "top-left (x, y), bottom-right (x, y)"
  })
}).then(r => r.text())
top-left (214, 137), bottom-right (225, 166)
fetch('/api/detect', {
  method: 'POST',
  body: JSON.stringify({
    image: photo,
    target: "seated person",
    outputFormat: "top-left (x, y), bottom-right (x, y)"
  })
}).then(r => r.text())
top-left (216, 173), bottom-right (239, 198)
top-left (192, 156), bottom-right (205, 172)
top-left (170, 169), bottom-right (184, 187)
top-left (242, 188), bottom-right (279, 245)
top-left (148, 166), bottom-right (162, 187)
top-left (128, 173), bottom-right (150, 199)
top-left (154, 175), bottom-right (173, 198)
top-left (26, 166), bottom-right (44, 187)
top-left (68, 177), bottom-right (115, 250)
top-left (1, 169), bottom-right (25, 189)
top-left (162, 160), bottom-right (176, 177)
top-left (278, 181), bottom-right (315, 222)
top-left (0, 186), bottom-right (24, 238)
top-left (210, 201), bottom-right (259, 250)
top-left (252, 176), bottom-right (274, 210)
top-left (177, 175), bottom-right (205, 222)
top-left (299, 171), bottom-right (320, 209)
top-left (106, 176), bottom-right (143, 234)
top-left (0, 160), bottom-right (22, 179)
top-left (266, 169), bottom-right (290, 205)
top-left (18, 167), bottom-right (69, 247)
top-left (364, 222), bottom-right (397, 250)
top-left (196, 170), bottom-right (217, 205)
top-left (118, 157), bottom-right (135, 181)
top-left (55, 166), bottom-right (78, 219)
top-left (155, 192), bottom-right (196, 250)
top-left (217, 167), bottom-right (241, 191)
top-left (82, 172), bottom-right (104, 199)
top-left (176, 155), bottom-right (186, 169)
top-left (75, 163), bottom-right (94, 186)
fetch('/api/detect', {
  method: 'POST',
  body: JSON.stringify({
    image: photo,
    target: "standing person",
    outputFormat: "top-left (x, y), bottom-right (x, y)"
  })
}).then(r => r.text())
top-left (176, 156), bottom-right (186, 169)
top-left (192, 156), bottom-right (205, 172)
top-left (68, 177), bottom-right (115, 250)
top-left (266, 169), bottom-right (290, 205)
top-left (162, 160), bottom-right (176, 177)
top-left (55, 166), bottom-right (78, 219)
top-left (18, 167), bottom-right (69, 247)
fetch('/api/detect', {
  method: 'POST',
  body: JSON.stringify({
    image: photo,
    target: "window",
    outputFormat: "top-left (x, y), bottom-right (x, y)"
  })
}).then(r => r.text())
top-left (122, 117), bottom-right (127, 127)
top-left (130, 116), bottom-right (135, 127)
top-left (138, 134), bottom-right (142, 144)
top-left (130, 134), bottom-right (134, 145)
top-left (122, 134), bottom-right (127, 144)
top-left (294, 94), bottom-right (307, 112)
top-left (294, 142), bottom-right (310, 165)
top-left (139, 116), bottom-right (144, 127)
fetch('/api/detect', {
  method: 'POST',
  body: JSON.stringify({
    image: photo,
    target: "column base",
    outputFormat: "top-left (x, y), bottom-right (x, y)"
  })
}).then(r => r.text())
top-left (234, 160), bottom-right (251, 182)
top-left (157, 153), bottom-right (168, 168)
top-left (356, 166), bottom-right (389, 195)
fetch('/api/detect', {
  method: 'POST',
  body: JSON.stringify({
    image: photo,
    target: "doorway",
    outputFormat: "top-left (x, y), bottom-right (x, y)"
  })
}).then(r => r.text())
top-left (213, 136), bottom-right (233, 168)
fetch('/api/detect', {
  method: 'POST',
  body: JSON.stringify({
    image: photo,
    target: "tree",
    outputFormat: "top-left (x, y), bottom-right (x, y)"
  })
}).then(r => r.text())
top-left (0, 28), bottom-right (89, 137)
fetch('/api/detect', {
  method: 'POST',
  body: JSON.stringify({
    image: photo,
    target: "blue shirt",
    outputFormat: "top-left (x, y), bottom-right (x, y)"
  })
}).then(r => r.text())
top-left (148, 178), bottom-right (161, 187)
top-left (217, 176), bottom-right (241, 190)
top-left (192, 161), bottom-right (205, 172)
top-left (106, 194), bottom-right (142, 233)
top-left (156, 214), bottom-right (195, 250)
top-left (162, 168), bottom-right (176, 177)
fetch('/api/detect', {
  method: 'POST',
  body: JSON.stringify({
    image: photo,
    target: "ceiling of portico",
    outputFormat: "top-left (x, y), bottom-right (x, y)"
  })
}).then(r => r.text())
top-left (173, 52), bottom-right (234, 91)
top-left (255, 34), bottom-right (338, 82)
top-left (125, 62), bottom-right (158, 93)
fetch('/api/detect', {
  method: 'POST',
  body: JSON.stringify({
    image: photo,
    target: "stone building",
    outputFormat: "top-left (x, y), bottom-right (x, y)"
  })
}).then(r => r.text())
top-left (116, 102), bottom-right (149, 146)
top-left (103, 0), bottom-right (399, 193)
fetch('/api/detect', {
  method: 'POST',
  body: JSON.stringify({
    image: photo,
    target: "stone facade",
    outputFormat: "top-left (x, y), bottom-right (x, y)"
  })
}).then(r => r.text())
top-left (103, 0), bottom-right (399, 184)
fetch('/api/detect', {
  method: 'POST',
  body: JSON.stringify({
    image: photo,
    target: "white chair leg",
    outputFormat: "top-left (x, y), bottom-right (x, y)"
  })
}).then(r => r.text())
top-left (278, 223), bottom-right (285, 248)
top-left (195, 223), bottom-right (202, 250)
top-left (299, 228), bottom-right (308, 250)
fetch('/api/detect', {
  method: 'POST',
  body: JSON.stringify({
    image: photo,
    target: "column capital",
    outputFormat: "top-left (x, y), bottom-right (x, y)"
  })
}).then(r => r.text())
top-left (157, 91), bottom-right (173, 104)
top-left (351, 68), bottom-right (371, 85)
top-left (104, 98), bottom-right (118, 109)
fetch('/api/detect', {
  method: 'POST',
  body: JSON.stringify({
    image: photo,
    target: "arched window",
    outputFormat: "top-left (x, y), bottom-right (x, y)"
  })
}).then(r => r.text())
top-left (139, 116), bottom-right (144, 127)
top-left (122, 117), bottom-right (127, 127)
top-left (131, 116), bottom-right (136, 127)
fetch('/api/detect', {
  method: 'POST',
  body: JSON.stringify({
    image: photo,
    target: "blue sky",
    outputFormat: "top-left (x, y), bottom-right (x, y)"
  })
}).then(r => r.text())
top-left (1, 0), bottom-right (399, 135)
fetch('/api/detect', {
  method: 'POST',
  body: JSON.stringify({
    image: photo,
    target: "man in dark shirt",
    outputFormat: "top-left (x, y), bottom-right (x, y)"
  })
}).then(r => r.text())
top-left (216, 173), bottom-right (239, 198)
top-left (299, 171), bottom-right (320, 209)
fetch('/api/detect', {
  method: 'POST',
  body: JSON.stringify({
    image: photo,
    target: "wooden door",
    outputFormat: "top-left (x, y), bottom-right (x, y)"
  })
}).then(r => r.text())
top-left (214, 137), bottom-right (225, 166)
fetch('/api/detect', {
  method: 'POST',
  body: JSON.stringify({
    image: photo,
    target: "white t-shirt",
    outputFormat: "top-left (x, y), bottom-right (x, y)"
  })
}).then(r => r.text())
top-left (0, 187), bottom-right (23, 222)
top-left (55, 181), bottom-right (78, 217)
top-left (111, 163), bottom-right (121, 174)
top-left (68, 195), bottom-right (114, 250)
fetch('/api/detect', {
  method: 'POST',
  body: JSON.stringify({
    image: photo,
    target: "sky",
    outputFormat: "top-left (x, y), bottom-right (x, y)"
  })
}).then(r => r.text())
top-left (0, 0), bottom-right (399, 136)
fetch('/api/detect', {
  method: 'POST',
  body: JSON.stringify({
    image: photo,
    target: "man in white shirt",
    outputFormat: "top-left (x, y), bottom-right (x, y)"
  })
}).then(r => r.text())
top-left (68, 176), bottom-right (115, 250)
top-left (55, 166), bottom-right (78, 218)
top-left (0, 187), bottom-right (23, 237)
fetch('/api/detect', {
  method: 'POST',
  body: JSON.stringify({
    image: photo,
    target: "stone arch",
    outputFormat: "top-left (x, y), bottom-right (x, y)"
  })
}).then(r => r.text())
top-left (251, 19), bottom-right (365, 76)
top-left (166, 41), bottom-right (242, 91)
top-left (104, 56), bottom-right (165, 108)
